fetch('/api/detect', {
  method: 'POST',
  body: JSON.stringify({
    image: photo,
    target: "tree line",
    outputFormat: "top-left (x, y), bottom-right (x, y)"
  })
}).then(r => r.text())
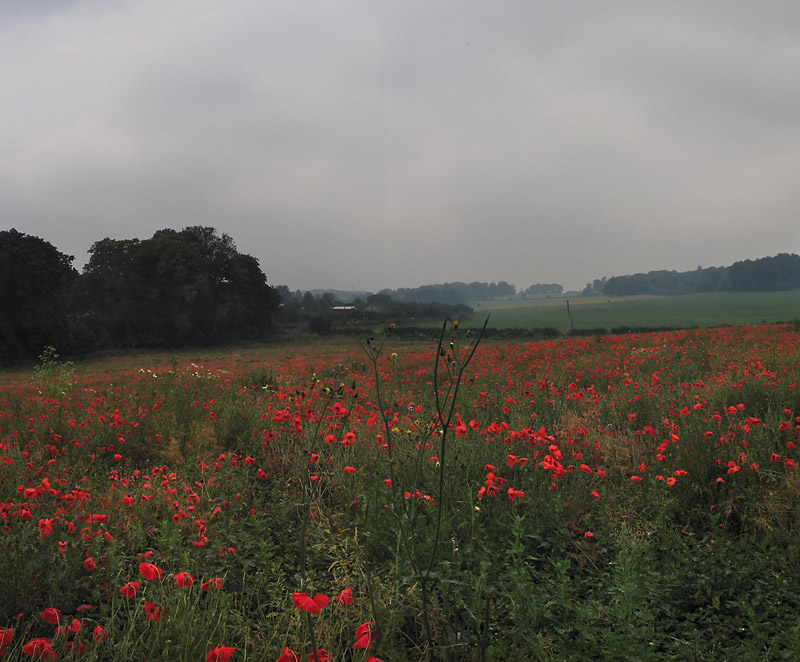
top-left (376, 281), bottom-right (517, 305)
top-left (276, 289), bottom-right (472, 335)
top-left (1, 227), bottom-right (280, 364)
top-left (599, 254), bottom-right (800, 296)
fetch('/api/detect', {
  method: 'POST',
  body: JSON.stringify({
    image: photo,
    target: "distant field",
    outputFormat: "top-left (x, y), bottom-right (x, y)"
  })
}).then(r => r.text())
top-left (469, 289), bottom-right (800, 331)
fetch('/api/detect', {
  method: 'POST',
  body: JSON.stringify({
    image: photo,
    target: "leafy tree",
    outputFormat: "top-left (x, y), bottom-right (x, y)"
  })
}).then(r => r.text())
top-left (82, 226), bottom-right (280, 348)
top-left (525, 283), bottom-right (563, 295)
top-left (0, 229), bottom-right (80, 363)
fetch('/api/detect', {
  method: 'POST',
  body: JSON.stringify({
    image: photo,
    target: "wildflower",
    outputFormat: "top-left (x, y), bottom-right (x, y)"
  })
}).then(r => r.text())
top-left (38, 519), bottom-right (52, 537)
top-left (174, 571), bottom-right (194, 588)
top-left (119, 581), bottom-right (140, 598)
top-left (335, 588), bottom-right (354, 605)
top-left (92, 625), bottom-right (106, 643)
top-left (67, 619), bottom-right (81, 634)
top-left (507, 488), bottom-right (525, 501)
top-left (22, 638), bottom-right (57, 659)
top-left (353, 622), bottom-right (377, 649)
top-left (344, 466), bottom-right (356, 474)
top-left (307, 651), bottom-right (332, 662)
top-left (383, 478), bottom-right (392, 489)
top-left (276, 648), bottom-right (300, 662)
top-left (201, 577), bottom-right (223, 592)
top-left (40, 609), bottom-right (60, 625)
top-left (207, 645), bottom-right (235, 662)
top-left (139, 562), bottom-right (164, 580)
top-left (292, 592), bottom-right (330, 614)
top-left (83, 557), bottom-right (97, 572)
top-left (0, 629), bottom-right (13, 646)
top-left (144, 602), bottom-right (162, 622)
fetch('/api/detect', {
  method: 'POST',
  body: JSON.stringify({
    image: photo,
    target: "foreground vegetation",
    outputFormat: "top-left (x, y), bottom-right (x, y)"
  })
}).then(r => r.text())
top-left (2, 323), bottom-right (800, 660)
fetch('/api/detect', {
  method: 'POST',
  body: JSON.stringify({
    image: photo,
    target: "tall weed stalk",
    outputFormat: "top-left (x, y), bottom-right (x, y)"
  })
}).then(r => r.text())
top-left (362, 318), bottom-right (487, 659)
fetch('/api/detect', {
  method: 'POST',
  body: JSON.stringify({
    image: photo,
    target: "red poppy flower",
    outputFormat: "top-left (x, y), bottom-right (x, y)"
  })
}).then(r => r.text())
top-left (174, 572), bottom-right (194, 588)
top-left (507, 488), bottom-right (525, 501)
top-left (83, 557), bottom-right (97, 572)
top-left (353, 622), bottom-right (377, 649)
top-left (92, 625), bottom-right (106, 643)
top-left (206, 645), bottom-right (235, 662)
top-left (119, 581), bottom-right (140, 598)
top-left (144, 602), bottom-right (162, 622)
top-left (0, 629), bottom-right (13, 646)
top-left (335, 588), bottom-right (354, 605)
top-left (202, 577), bottom-right (223, 592)
top-left (22, 638), bottom-right (57, 659)
top-left (75, 604), bottom-right (92, 614)
top-left (307, 651), bottom-right (332, 662)
top-left (292, 592), bottom-right (330, 614)
top-left (39, 608), bottom-right (60, 625)
top-left (139, 562), bottom-right (164, 580)
top-left (38, 519), bottom-right (52, 537)
top-left (276, 647), bottom-right (300, 662)
top-left (68, 618), bottom-right (82, 633)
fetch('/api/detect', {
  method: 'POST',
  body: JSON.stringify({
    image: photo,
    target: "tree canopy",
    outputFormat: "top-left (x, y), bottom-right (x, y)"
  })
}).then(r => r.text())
top-left (80, 226), bottom-right (280, 348)
top-left (0, 229), bottom-right (79, 363)
top-left (1, 227), bottom-right (280, 363)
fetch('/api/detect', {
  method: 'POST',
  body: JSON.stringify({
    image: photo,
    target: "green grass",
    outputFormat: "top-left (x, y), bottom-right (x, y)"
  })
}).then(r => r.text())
top-left (470, 290), bottom-right (800, 331)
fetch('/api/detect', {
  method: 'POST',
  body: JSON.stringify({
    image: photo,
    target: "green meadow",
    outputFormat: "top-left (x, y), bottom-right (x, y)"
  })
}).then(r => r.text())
top-left (470, 289), bottom-right (800, 331)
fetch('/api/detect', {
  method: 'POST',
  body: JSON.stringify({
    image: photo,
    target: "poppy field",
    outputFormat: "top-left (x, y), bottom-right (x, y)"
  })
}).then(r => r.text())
top-left (2, 321), bottom-right (800, 661)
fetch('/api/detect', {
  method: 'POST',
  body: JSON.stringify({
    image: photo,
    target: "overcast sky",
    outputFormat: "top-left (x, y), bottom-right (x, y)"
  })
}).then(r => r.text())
top-left (1, 1), bottom-right (798, 292)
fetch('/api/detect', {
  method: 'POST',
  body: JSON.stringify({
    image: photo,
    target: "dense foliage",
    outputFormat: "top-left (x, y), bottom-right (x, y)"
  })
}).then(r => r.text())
top-left (1, 323), bottom-right (800, 660)
top-left (1, 227), bottom-right (280, 363)
top-left (377, 281), bottom-right (517, 305)
top-left (603, 253), bottom-right (800, 296)
top-left (0, 230), bottom-right (81, 364)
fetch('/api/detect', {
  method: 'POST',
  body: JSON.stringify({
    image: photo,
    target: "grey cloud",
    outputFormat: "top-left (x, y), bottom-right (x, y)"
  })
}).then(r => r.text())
top-left (1, 0), bottom-right (798, 292)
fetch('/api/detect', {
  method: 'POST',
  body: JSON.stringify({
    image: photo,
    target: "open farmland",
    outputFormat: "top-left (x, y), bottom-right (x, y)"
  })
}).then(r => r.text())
top-left (470, 289), bottom-right (800, 332)
top-left (2, 323), bottom-right (800, 660)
